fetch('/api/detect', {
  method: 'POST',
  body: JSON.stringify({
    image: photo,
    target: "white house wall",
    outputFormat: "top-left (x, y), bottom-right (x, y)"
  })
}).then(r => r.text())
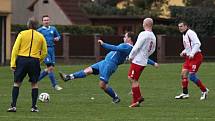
top-left (12, 0), bottom-right (71, 25)
top-left (35, 0), bottom-right (72, 25)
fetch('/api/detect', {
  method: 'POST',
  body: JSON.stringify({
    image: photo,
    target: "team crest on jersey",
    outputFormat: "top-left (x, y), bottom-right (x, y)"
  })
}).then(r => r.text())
top-left (50, 31), bottom-right (54, 34)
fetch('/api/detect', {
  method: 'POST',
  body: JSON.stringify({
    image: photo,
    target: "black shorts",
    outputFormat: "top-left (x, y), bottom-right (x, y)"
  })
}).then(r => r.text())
top-left (14, 56), bottom-right (41, 83)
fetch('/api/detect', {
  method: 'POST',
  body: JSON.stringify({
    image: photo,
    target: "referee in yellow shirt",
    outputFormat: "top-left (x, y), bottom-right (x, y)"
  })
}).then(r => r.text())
top-left (7, 17), bottom-right (47, 112)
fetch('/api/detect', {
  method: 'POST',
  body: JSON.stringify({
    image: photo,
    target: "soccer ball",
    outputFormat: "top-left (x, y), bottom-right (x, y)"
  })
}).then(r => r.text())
top-left (38, 93), bottom-right (50, 103)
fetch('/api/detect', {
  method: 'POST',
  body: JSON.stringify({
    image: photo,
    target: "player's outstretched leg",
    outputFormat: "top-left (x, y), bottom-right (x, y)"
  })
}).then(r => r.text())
top-left (59, 72), bottom-right (74, 82)
top-left (59, 70), bottom-right (87, 82)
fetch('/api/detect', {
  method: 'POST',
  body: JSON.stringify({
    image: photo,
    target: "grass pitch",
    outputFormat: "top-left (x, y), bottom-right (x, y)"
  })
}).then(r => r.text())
top-left (0, 63), bottom-right (214, 121)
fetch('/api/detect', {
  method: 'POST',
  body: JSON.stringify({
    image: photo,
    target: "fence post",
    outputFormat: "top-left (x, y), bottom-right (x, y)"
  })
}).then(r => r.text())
top-left (10, 32), bottom-right (17, 52)
top-left (94, 34), bottom-right (101, 62)
top-left (157, 35), bottom-right (166, 63)
top-left (62, 33), bottom-right (70, 64)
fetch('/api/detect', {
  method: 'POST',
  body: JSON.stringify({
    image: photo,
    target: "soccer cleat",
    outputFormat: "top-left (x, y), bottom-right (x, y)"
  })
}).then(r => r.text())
top-left (7, 107), bottom-right (16, 112)
top-left (200, 88), bottom-right (209, 100)
top-left (59, 72), bottom-right (73, 82)
top-left (54, 85), bottom-right (63, 91)
top-left (112, 97), bottom-right (121, 104)
top-left (129, 97), bottom-right (144, 108)
top-left (175, 93), bottom-right (189, 99)
top-left (31, 106), bottom-right (39, 112)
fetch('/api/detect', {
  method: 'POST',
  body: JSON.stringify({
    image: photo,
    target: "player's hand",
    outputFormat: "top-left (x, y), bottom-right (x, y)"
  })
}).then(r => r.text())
top-left (98, 40), bottom-right (104, 45)
top-left (188, 53), bottom-right (194, 59)
top-left (11, 67), bottom-right (16, 71)
top-left (128, 58), bottom-right (133, 63)
top-left (154, 63), bottom-right (159, 68)
top-left (180, 52), bottom-right (186, 57)
top-left (54, 37), bottom-right (59, 41)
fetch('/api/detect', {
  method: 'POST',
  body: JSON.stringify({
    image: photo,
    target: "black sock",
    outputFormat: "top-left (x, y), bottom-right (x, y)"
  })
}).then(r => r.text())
top-left (183, 88), bottom-right (188, 94)
top-left (32, 88), bottom-right (38, 108)
top-left (11, 86), bottom-right (19, 107)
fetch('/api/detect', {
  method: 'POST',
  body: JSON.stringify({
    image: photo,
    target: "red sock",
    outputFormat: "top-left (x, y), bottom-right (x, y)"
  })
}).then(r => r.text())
top-left (197, 80), bottom-right (207, 92)
top-left (132, 86), bottom-right (142, 103)
top-left (182, 77), bottom-right (188, 88)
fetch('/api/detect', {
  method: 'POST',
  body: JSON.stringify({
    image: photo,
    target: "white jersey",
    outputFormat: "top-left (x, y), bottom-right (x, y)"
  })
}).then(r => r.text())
top-left (182, 29), bottom-right (201, 56)
top-left (129, 31), bottom-right (156, 66)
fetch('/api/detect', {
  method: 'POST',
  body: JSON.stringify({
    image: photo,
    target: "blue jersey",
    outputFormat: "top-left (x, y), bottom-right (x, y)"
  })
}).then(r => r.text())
top-left (37, 26), bottom-right (60, 47)
top-left (102, 43), bottom-right (133, 65)
top-left (91, 42), bottom-right (133, 83)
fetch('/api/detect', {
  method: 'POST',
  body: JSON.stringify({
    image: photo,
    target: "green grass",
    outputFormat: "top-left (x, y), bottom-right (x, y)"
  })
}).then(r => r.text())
top-left (0, 63), bottom-right (215, 121)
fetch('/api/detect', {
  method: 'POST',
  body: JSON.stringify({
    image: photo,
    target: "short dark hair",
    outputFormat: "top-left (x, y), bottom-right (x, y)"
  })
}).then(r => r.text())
top-left (42, 15), bottom-right (49, 21)
top-left (27, 17), bottom-right (39, 29)
top-left (126, 32), bottom-right (136, 42)
top-left (179, 21), bottom-right (189, 26)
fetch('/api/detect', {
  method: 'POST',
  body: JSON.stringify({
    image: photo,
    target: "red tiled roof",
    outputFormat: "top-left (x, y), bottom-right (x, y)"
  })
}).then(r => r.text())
top-left (55, 0), bottom-right (91, 25)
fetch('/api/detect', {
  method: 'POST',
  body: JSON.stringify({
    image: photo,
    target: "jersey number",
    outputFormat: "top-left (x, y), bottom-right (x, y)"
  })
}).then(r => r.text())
top-left (148, 41), bottom-right (153, 52)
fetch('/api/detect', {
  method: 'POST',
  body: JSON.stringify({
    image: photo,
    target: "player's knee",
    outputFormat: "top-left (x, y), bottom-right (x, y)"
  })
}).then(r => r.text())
top-left (131, 80), bottom-right (139, 87)
top-left (31, 83), bottom-right (38, 88)
top-left (189, 73), bottom-right (198, 83)
top-left (47, 67), bottom-right (54, 72)
top-left (128, 76), bottom-right (133, 80)
top-left (13, 82), bottom-right (21, 87)
top-left (181, 71), bottom-right (188, 78)
top-left (99, 81), bottom-right (107, 90)
top-left (84, 67), bottom-right (93, 75)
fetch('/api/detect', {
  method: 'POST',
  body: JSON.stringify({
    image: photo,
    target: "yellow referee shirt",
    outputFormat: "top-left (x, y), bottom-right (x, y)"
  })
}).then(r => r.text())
top-left (10, 29), bottom-right (47, 68)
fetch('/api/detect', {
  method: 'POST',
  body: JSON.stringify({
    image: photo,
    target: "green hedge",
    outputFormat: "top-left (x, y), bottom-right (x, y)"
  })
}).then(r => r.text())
top-left (153, 25), bottom-right (179, 36)
top-left (170, 6), bottom-right (215, 37)
top-left (12, 24), bottom-right (115, 35)
top-left (12, 24), bottom-right (179, 36)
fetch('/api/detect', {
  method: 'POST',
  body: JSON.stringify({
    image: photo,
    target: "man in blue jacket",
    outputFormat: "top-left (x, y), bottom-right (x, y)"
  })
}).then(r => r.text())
top-left (37, 15), bottom-right (62, 91)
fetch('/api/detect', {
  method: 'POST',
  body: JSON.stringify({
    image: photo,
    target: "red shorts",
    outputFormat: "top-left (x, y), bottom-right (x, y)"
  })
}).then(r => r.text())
top-left (183, 52), bottom-right (203, 72)
top-left (128, 63), bottom-right (145, 81)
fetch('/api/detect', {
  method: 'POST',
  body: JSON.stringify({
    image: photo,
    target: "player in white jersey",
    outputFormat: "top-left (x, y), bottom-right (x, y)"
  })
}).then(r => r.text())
top-left (128, 18), bottom-right (156, 107)
top-left (175, 21), bottom-right (209, 100)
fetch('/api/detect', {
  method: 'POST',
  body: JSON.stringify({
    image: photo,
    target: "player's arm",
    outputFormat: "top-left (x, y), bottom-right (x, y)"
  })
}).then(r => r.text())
top-left (40, 36), bottom-right (48, 63)
top-left (180, 49), bottom-right (186, 57)
top-left (98, 40), bottom-right (130, 52)
top-left (188, 31), bottom-right (201, 58)
top-left (53, 27), bottom-right (61, 41)
top-left (10, 33), bottom-right (22, 69)
top-left (147, 58), bottom-right (159, 68)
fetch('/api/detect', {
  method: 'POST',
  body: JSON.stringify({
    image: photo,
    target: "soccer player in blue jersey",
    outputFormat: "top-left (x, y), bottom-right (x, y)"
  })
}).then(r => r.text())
top-left (59, 32), bottom-right (135, 103)
top-left (37, 15), bottom-right (63, 91)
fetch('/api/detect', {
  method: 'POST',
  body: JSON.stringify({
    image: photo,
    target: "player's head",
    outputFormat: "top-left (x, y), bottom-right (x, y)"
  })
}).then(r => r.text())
top-left (42, 15), bottom-right (50, 27)
top-left (27, 17), bottom-right (39, 30)
top-left (143, 18), bottom-right (153, 30)
top-left (124, 32), bottom-right (135, 44)
top-left (178, 21), bottom-right (189, 33)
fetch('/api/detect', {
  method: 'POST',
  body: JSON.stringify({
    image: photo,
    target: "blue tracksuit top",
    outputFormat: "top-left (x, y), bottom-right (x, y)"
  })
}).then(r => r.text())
top-left (37, 26), bottom-right (61, 47)
top-left (101, 43), bottom-right (133, 65)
